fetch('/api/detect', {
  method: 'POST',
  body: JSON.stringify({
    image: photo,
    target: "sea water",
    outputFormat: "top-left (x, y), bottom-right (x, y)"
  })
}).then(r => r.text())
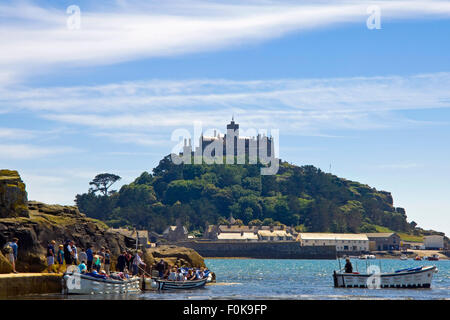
top-left (24, 259), bottom-right (450, 300)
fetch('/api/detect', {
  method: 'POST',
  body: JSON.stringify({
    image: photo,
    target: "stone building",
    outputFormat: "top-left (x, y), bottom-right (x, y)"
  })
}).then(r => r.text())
top-left (163, 219), bottom-right (189, 242)
top-left (109, 228), bottom-right (150, 248)
top-left (297, 233), bottom-right (369, 252)
top-left (203, 218), bottom-right (295, 242)
top-left (366, 233), bottom-right (401, 251)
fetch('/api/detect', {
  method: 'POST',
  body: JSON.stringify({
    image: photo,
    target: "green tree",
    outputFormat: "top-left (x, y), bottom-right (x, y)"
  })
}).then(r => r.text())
top-left (89, 173), bottom-right (121, 196)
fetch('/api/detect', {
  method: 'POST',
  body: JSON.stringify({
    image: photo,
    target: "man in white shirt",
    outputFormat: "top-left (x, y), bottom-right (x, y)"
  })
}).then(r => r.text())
top-left (132, 250), bottom-right (146, 276)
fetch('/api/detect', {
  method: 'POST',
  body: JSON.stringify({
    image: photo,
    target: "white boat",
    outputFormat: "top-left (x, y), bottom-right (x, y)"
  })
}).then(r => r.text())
top-left (62, 271), bottom-right (141, 295)
top-left (143, 277), bottom-right (208, 290)
top-left (400, 255), bottom-right (408, 260)
top-left (333, 265), bottom-right (438, 288)
top-left (359, 254), bottom-right (376, 260)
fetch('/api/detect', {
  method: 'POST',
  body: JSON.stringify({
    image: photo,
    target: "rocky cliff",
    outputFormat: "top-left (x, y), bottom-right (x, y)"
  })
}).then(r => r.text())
top-left (0, 170), bottom-right (28, 218)
top-left (0, 201), bottom-right (137, 272)
top-left (0, 170), bottom-right (207, 273)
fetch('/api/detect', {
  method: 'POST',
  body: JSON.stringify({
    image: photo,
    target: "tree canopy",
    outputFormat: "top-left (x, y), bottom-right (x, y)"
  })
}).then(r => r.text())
top-left (76, 155), bottom-right (414, 235)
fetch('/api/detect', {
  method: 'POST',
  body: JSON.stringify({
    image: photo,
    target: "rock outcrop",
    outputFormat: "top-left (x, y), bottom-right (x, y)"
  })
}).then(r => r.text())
top-left (0, 170), bottom-right (28, 218)
top-left (0, 169), bottom-right (208, 274)
top-left (0, 252), bottom-right (13, 274)
top-left (143, 245), bottom-right (206, 268)
top-left (0, 211), bottom-right (136, 272)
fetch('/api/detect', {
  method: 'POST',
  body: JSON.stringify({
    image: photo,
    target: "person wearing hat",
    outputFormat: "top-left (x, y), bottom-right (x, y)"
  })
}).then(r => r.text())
top-left (46, 240), bottom-right (56, 273)
top-left (344, 257), bottom-right (353, 273)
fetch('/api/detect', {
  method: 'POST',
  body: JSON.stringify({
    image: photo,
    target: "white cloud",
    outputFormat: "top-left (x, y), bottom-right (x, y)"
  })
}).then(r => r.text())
top-left (0, 128), bottom-right (35, 140)
top-left (1, 1), bottom-right (450, 85)
top-left (0, 72), bottom-right (442, 138)
top-left (0, 144), bottom-right (82, 160)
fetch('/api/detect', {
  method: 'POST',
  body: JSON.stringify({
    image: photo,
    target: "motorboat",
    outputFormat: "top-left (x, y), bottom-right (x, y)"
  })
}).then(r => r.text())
top-left (62, 271), bottom-right (141, 294)
top-left (333, 265), bottom-right (438, 288)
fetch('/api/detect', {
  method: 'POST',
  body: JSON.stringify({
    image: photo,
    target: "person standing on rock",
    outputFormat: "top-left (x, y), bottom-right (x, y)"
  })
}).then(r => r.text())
top-left (46, 240), bottom-right (56, 273)
top-left (125, 250), bottom-right (133, 274)
top-left (132, 250), bottom-right (146, 276)
top-left (71, 241), bottom-right (78, 265)
top-left (86, 245), bottom-right (94, 272)
top-left (156, 259), bottom-right (166, 278)
top-left (116, 250), bottom-right (127, 273)
top-left (64, 240), bottom-right (73, 266)
top-left (104, 249), bottom-right (111, 274)
top-left (57, 245), bottom-right (64, 273)
top-left (7, 238), bottom-right (19, 273)
top-left (78, 248), bottom-right (87, 267)
top-left (98, 247), bottom-right (106, 270)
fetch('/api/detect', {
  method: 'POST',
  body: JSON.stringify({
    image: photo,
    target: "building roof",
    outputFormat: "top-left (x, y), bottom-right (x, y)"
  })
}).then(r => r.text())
top-left (217, 232), bottom-right (259, 240)
top-left (163, 226), bottom-right (188, 235)
top-left (218, 225), bottom-right (256, 233)
top-left (424, 235), bottom-right (444, 239)
top-left (366, 233), bottom-right (397, 238)
top-left (258, 230), bottom-right (292, 237)
top-left (298, 233), bottom-right (369, 241)
top-left (109, 228), bottom-right (148, 239)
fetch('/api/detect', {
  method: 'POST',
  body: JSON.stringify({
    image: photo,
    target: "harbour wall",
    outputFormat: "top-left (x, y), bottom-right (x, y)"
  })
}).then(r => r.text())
top-left (173, 240), bottom-right (336, 259)
top-left (0, 273), bottom-right (62, 298)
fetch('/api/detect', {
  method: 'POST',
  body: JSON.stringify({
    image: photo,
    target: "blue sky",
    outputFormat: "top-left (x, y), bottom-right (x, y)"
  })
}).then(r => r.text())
top-left (0, 0), bottom-right (449, 236)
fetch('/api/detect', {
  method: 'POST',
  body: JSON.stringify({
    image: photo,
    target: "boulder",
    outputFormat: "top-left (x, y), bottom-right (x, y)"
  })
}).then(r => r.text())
top-left (144, 245), bottom-right (206, 268)
top-left (0, 170), bottom-right (28, 218)
top-left (0, 251), bottom-right (13, 274)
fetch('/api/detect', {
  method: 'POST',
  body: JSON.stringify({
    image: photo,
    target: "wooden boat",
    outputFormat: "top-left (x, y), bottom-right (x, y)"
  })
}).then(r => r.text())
top-left (62, 271), bottom-right (141, 294)
top-left (143, 277), bottom-right (208, 290)
top-left (333, 265), bottom-right (438, 288)
top-left (427, 254), bottom-right (440, 261)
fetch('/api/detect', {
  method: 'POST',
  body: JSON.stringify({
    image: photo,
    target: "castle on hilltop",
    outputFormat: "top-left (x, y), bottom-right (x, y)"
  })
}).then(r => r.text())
top-left (181, 118), bottom-right (274, 160)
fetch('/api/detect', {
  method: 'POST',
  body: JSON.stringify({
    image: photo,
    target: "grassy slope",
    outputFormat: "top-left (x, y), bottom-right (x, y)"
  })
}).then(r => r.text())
top-left (374, 225), bottom-right (423, 242)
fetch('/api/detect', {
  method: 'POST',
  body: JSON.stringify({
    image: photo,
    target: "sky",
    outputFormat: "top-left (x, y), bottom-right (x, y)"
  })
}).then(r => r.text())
top-left (0, 0), bottom-right (449, 236)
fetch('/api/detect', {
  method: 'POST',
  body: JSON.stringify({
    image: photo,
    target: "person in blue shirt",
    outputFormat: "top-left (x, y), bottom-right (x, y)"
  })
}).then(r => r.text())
top-left (46, 240), bottom-right (56, 273)
top-left (86, 245), bottom-right (94, 272)
top-left (7, 238), bottom-right (19, 273)
top-left (78, 261), bottom-right (87, 274)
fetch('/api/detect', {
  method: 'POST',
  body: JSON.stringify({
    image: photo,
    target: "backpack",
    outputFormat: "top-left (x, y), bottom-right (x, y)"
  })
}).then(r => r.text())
top-left (2, 243), bottom-right (12, 255)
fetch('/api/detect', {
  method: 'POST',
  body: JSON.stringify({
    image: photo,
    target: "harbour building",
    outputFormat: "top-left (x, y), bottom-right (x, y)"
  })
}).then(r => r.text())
top-left (297, 233), bottom-right (369, 252)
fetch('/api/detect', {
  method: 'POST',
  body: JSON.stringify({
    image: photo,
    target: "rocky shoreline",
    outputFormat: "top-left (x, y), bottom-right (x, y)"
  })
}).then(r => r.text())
top-left (0, 170), bottom-right (206, 275)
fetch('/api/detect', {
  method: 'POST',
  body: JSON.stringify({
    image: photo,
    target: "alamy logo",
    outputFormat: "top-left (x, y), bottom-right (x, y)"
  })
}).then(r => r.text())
top-left (66, 5), bottom-right (81, 30)
top-left (366, 265), bottom-right (381, 289)
top-left (170, 119), bottom-right (280, 175)
top-left (66, 265), bottom-right (81, 289)
top-left (366, 5), bottom-right (381, 30)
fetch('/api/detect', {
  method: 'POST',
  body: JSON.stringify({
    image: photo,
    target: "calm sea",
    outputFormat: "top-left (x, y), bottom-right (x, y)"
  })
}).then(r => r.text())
top-left (25, 259), bottom-right (450, 300)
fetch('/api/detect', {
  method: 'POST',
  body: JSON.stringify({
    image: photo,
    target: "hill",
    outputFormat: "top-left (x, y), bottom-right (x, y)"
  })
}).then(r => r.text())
top-left (75, 155), bottom-right (432, 237)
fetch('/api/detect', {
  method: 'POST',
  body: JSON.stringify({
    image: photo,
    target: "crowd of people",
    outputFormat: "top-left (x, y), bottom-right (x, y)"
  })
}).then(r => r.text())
top-left (153, 259), bottom-right (210, 281)
top-left (3, 238), bottom-right (209, 282)
top-left (45, 240), bottom-right (113, 274)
